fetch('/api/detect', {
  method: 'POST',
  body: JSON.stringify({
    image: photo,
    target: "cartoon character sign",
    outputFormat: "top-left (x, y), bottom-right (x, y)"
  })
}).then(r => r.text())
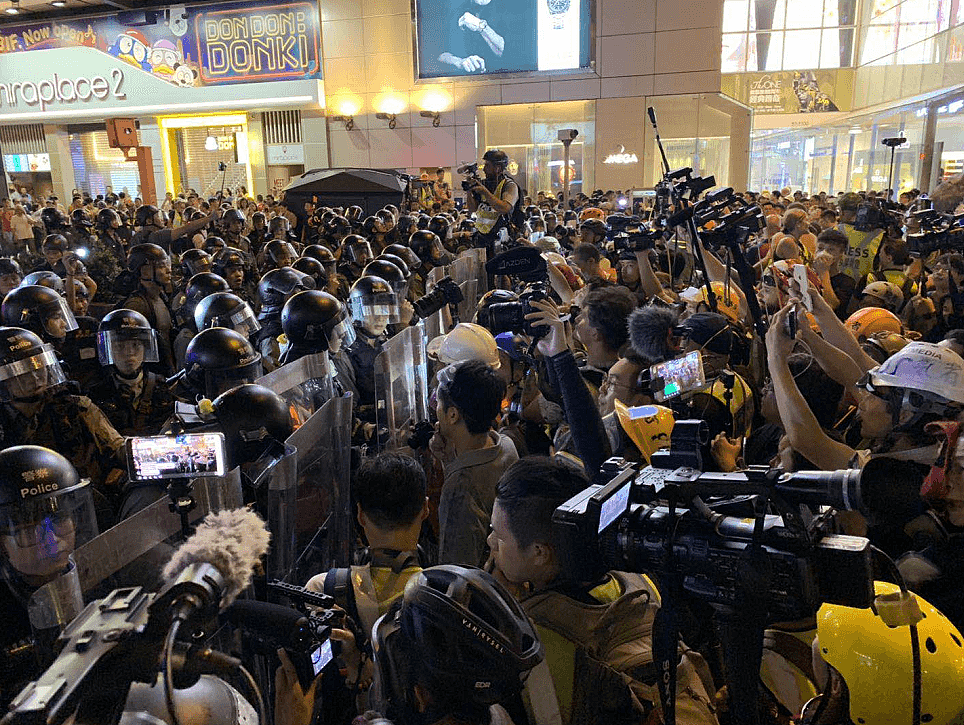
top-left (107, 30), bottom-right (151, 72)
top-left (174, 64), bottom-right (198, 87)
top-left (150, 39), bottom-right (181, 80)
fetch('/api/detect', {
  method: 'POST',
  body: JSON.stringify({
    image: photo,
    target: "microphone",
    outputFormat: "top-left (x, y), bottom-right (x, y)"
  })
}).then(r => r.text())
top-left (628, 305), bottom-right (680, 363)
top-left (152, 508), bottom-right (271, 626)
top-left (224, 600), bottom-right (323, 653)
top-left (647, 106), bottom-right (658, 128)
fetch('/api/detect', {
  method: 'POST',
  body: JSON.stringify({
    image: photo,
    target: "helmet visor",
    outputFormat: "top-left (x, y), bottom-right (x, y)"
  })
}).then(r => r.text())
top-left (40, 297), bottom-right (79, 338)
top-left (350, 291), bottom-right (401, 324)
top-left (331, 317), bottom-right (356, 349)
top-left (204, 359), bottom-right (264, 399)
top-left (0, 484), bottom-right (98, 573)
top-left (227, 303), bottom-right (261, 337)
top-left (97, 328), bottom-right (160, 366)
top-left (0, 347), bottom-right (67, 400)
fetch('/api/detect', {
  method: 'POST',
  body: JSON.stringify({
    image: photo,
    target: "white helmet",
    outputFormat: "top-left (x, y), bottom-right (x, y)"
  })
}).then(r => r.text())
top-left (427, 322), bottom-right (501, 369)
top-left (866, 342), bottom-right (964, 404)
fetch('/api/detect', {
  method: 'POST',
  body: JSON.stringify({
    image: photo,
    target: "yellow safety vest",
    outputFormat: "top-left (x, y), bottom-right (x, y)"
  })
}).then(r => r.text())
top-left (475, 179), bottom-right (507, 235)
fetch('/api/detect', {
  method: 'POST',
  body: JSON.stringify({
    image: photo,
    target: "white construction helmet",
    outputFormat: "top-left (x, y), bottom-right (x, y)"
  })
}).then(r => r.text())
top-left (427, 322), bottom-right (501, 369)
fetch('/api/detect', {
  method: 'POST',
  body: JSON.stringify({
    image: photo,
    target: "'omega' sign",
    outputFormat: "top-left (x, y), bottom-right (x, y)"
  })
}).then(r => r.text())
top-left (0, 67), bottom-right (126, 111)
top-left (603, 145), bottom-right (638, 165)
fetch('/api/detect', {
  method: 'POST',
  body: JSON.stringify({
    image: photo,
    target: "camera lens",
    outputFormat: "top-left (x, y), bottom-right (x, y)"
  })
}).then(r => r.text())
top-left (486, 301), bottom-right (525, 335)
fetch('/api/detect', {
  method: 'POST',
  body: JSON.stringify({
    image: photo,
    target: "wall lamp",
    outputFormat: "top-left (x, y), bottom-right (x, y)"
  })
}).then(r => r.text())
top-left (420, 110), bottom-right (441, 127)
top-left (330, 115), bottom-right (354, 131)
top-left (375, 112), bottom-right (397, 130)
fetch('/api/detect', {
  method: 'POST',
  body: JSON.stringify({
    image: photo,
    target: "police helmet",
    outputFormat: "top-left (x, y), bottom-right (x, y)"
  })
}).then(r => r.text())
top-left (1, 285), bottom-right (78, 341)
top-left (291, 257), bottom-right (328, 290)
top-left (348, 275), bottom-right (400, 324)
top-left (134, 204), bottom-right (163, 228)
top-left (194, 292), bottom-right (261, 338)
top-left (282, 289), bottom-right (354, 353)
top-left (21, 271), bottom-right (65, 296)
top-left (182, 327), bottom-right (263, 400)
top-left (180, 249), bottom-right (213, 279)
top-left (257, 267), bottom-right (313, 318)
top-left (96, 308), bottom-right (160, 368)
top-left (211, 384), bottom-right (293, 469)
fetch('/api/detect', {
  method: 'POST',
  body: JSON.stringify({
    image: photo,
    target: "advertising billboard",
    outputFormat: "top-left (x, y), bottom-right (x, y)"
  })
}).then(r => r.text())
top-left (415, 0), bottom-right (592, 78)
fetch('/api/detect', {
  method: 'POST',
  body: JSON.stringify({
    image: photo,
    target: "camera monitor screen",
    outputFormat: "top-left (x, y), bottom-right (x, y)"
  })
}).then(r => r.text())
top-left (651, 351), bottom-right (706, 403)
top-left (414, 0), bottom-right (592, 78)
top-left (127, 433), bottom-right (226, 481)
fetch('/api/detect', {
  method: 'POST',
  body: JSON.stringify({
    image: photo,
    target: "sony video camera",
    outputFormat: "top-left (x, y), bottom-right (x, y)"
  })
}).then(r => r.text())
top-left (457, 162), bottom-right (482, 193)
top-left (606, 214), bottom-right (664, 253)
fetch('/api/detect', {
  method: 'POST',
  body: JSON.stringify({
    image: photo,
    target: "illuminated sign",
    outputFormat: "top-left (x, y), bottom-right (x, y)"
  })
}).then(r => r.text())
top-left (195, 3), bottom-right (319, 84)
top-left (0, 0), bottom-right (321, 90)
top-left (603, 146), bottom-right (638, 165)
top-left (0, 68), bottom-right (125, 111)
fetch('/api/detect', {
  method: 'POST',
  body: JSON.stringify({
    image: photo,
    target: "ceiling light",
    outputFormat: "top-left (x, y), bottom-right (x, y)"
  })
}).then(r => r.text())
top-left (5, 1), bottom-right (20, 15)
top-left (51, 1), bottom-right (67, 6)
top-left (204, 135), bottom-right (218, 151)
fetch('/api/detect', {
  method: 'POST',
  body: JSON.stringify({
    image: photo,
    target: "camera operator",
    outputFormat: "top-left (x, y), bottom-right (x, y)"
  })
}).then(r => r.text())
top-left (834, 193), bottom-right (884, 283)
top-left (487, 457), bottom-right (719, 725)
top-left (466, 150), bottom-right (520, 248)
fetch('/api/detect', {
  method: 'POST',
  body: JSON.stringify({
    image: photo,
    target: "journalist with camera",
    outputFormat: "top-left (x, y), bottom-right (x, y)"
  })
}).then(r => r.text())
top-left (464, 149), bottom-right (520, 250)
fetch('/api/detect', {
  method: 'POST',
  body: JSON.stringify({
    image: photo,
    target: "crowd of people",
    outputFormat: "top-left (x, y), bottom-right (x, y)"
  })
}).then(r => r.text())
top-left (2, 146), bottom-right (964, 725)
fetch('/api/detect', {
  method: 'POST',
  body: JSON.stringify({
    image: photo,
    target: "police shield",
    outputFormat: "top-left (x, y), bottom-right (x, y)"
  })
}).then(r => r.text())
top-left (255, 351), bottom-right (334, 428)
top-left (374, 325), bottom-right (430, 452)
top-left (246, 443), bottom-right (299, 582)
top-left (285, 393), bottom-right (353, 579)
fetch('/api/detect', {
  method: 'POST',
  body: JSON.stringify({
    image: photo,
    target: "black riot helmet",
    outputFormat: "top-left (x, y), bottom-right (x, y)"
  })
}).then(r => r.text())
top-left (362, 216), bottom-right (379, 236)
top-left (341, 235), bottom-right (373, 266)
top-left (0, 445), bottom-right (98, 577)
top-left (428, 215), bottom-right (450, 241)
top-left (408, 230), bottom-right (442, 263)
top-left (127, 243), bottom-right (169, 274)
top-left (346, 205), bottom-right (363, 222)
top-left (327, 215), bottom-right (352, 239)
top-left (482, 148), bottom-right (510, 170)
top-left (96, 308), bottom-right (160, 369)
top-left (395, 214), bottom-right (417, 238)
top-left (96, 207), bottom-right (123, 231)
top-left (70, 208), bottom-right (93, 229)
top-left (0, 258), bottom-right (22, 277)
top-left (265, 240), bottom-right (297, 267)
top-left (40, 207), bottom-right (66, 232)
top-left (251, 210), bottom-right (267, 228)
top-left (1, 285), bottom-right (78, 342)
top-left (42, 234), bottom-right (69, 254)
top-left (291, 256), bottom-right (328, 290)
top-left (302, 244), bottom-right (337, 274)
top-left (204, 235), bottom-right (227, 256)
top-left (377, 253), bottom-right (411, 279)
top-left (176, 272), bottom-right (230, 328)
top-left (384, 244), bottom-right (421, 270)
top-left (180, 249), bottom-right (213, 278)
top-left (182, 327), bottom-right (263, 400)
top-left (0, 326), bottom-right (68, 402)
top-left (211, 384), bottom-right (293, 469)
top-left (221, 208), bottom-right (246, 231)
top-left (268, 216), bottom-right (290, 237)
top-left (348, 275), bottom-right (400, 324)
top-left (0, 258), bottom-right (22, 295)
top-left (21, 271), bottom-right (66, 296)
top-left (194, 292), bottom-right (261, 338)
top-left (363, 259), bottom-right (407, 299)
top-left (416, 213), bottom-right (430, 230)
top-left (212, 247), bottom-right (246, 277)
top-left (282, 289), bottom-right (355, 353)
top-left (257, 267), bottom-right (313, 318)
top-left (134, 204), bottom-right (163, 229)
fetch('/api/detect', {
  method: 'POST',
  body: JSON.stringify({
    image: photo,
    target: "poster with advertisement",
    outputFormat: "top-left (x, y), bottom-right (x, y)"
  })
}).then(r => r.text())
top-left (0, 0), bottom-right (321, 89)
top-left (415, 0), bottom-right (592, 78)
top-left (722, 69), bottom-right (850, 114)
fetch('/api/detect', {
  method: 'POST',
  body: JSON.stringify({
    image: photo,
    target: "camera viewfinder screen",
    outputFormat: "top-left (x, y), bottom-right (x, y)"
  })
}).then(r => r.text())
top-left (128, 433), bottom-right (226, 481)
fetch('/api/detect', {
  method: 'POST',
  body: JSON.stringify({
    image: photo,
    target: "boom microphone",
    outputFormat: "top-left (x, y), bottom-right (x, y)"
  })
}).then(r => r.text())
top-left (647, 106), bottom-right (658, 128)
top-left (152, 508), bottom-right (271, 626)
top-left (628, 305), bottom-right (680, 363)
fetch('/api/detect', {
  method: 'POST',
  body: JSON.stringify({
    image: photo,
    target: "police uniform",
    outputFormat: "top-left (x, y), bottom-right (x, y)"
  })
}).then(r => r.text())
top-left (345, 327), bottom-right (385, 420)
top-left (0, 568), bottom-right (49, 710)
top-left (122, 288), bottom-right (176, 376)
top-left (60, 316), bottom-right (100, 393)
top-left (86, 370), bottom-right (175, 437)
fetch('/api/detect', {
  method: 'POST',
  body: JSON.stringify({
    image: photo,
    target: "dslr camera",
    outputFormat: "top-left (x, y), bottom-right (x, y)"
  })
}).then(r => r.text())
top-left (487, 282), bottom-right (552, 338)
top-left (412, 275), bottom-right (465, 319)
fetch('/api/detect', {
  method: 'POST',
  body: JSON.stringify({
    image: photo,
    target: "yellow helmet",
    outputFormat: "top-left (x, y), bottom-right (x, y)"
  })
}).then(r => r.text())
top-left (817, 581), bottom-right (964, 725)
top-left (614, 401), bottom-right (674, 464)
top-left (681, 282), bottom-right (742, 324)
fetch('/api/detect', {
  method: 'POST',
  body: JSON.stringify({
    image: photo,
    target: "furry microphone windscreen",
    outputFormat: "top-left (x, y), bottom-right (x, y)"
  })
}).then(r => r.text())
top-left (930, 173), bottom-right (964, 214)
top-left (162, 507), bottom-right (271, 608)
top-left (628, 305), bottom-right (680, 363)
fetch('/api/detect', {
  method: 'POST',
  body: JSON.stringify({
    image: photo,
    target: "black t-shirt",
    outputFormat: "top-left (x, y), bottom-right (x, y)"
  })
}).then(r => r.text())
top-left (130, 227), bottom-right (174, 254)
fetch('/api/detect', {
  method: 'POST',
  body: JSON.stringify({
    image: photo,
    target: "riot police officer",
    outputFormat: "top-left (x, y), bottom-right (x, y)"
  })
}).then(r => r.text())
top-left (87, 308), bottom-right (174, 437)
top-left (345, 275), bottom-right (400, 418)
top-left (175, 326), bottom-right (264, 402)
top-left (249, 210), bottom-right (269, 253)
top-left (31, 234), bottom-right (69, 277)
top-left (1, 284), bottom-right (78, 347)
top-left (280, 289), bottom-right (356, 369)
top-left (172, 272), bottom-right (231, 370)
top-left (94, 207), bottom-right (128, 263)
top-left (255, 267), bottom-right (313, 371)
top-left (303, 244), bottom-right (348, 299)
top-left (213, 246), bottom-right (258, 309)
top-left (262, 239), bottom-right (297, 272)
top-left (194, 291), bottom-right (261, 340)
top-left (364, 258), bottom-right (414, 329)
top-left (0, 258), bottom-right (22, 297)
top-left (0, 445), bottom-right (98, 709)
top-left (121, 243), bottom-right (176, 375)
top-left (291, 256), bottom-right (328, 291)
top-left (220, 208), bottom-right (251, 255)
top-left (338, 234), bottom-right (374, 283)
top-left (0, 327), bottom-right (126, 524)
top-left (131, 203), bottom-right (218, 254)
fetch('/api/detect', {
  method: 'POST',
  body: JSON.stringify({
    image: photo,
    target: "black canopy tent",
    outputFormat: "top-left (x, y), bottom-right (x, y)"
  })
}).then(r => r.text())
top-left (281, 168), bottom-right (410, 222)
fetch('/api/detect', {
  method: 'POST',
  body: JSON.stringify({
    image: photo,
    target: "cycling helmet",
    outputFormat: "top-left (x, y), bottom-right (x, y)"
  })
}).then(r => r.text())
top-left (257, 267), bottom-right (313, 318)
top-left (426, 323), bottom-right (500, 369)
top-left (21, 271), bottom-right (65, 296)
top-left (194, 292), bottom-right (261, 337)
top-left (372, 565), bottom-right (542, 721)
top-left (845, 307), bottom-right (903, 342)
top-left (812, 581), bottom-right (964, 725)
top-left (96, 308), bottom-right (160, 367)
top-left (281, 290), bottom-right (355, 353)
top-left (1, 285), bottom-right (77, 341)
top-left (578, 207), bottom-right (605, 222)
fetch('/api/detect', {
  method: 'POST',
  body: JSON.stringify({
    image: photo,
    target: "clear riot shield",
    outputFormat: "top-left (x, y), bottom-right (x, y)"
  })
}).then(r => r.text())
top-left (247, 443), bottom-right (298, 582)
top-left (373, 325), bottom-right (430, 452)
top-left (73, 470), bottom-right (244, 600)
top-left (449, 252), bottom-right (485, 323)
top-left (255, 352), bottom-right (334, 429)
top-left (286, 393), bottom-right (353, 581)
top-left (420, 266), bottom-right (449, 343)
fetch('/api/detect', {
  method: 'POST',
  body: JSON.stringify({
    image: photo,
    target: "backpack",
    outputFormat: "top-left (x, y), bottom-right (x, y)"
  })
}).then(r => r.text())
top-left (522, 572), bottom-right (718, 725)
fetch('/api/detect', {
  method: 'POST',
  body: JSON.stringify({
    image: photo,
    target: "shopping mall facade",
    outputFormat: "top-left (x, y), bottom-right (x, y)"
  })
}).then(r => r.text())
top-left (0, 0), bottom-right (956, 201)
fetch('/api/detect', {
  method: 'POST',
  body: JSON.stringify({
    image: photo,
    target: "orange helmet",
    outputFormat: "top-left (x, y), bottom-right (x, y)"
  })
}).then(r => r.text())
top-left (578, 207), bottom-right (605, 221)
top-left (845, 306), bottom-right (902, 341)
top-left (614, 401), bottom-right (675, 464)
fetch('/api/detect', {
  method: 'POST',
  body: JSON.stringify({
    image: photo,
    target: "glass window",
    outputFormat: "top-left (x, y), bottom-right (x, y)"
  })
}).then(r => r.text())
top-left (722, 33), bottom-right (749, 72)
top-left (785, 0), bottom-right (824, 28)
top-left (784, 29), bottom-right (823, 68)
top-left (723, 0), bottom-right (750, 32)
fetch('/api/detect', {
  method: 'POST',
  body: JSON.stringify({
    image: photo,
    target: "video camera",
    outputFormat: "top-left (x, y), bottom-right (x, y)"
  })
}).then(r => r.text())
top-left (690, 187), bottom-right (765, 251)
top-left (854, 197), bottom-right (904, 236)
top-left (906, 208), bottom-right (964, 256)
top-left (606, 213), bottom-right (664, 253)
top-left (412, 275), bottom-right (464, 319)
top-left (457, 162), bottom-right (482, 193)
top-left (483, 247), bottom-right (552, 338)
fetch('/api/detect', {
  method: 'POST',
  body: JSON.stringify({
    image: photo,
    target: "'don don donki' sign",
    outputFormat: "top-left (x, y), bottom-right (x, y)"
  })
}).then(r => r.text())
top-left (0, 0), bottom-right (321, 89)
